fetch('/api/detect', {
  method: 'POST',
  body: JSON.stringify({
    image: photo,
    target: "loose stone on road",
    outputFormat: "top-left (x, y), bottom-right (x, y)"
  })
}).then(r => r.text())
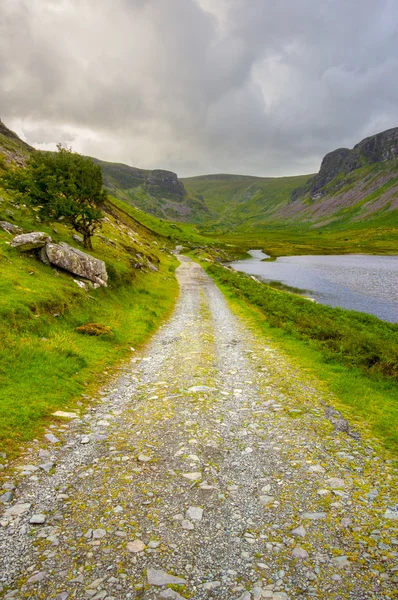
top-left (0, 257), bottom-right (397, 599)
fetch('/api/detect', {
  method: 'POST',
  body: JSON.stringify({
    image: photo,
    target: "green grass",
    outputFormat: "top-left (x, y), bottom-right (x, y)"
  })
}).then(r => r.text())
top-left (0, 185), bottom-right (179, 457)
top-left (205, 263), bottom-right (398, 381)
top-left (204, 263), bottom-right (398, 454)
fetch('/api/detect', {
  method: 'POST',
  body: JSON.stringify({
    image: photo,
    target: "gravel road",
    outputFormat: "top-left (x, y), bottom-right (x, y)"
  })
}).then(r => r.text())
top-left (0, 256), bottom-right (397, 600)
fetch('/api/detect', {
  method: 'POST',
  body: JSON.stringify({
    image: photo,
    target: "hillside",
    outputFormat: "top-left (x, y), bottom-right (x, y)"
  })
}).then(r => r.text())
top-left (182, 173), bottom-right (311, 228)
top-left (0, 121), bottom-right (182, 454)
top-left (91, 156), bottom-right (210, 222)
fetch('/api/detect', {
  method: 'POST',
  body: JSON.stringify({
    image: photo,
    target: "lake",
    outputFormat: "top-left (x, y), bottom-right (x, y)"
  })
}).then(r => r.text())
top-left (229, 251), bottom-right (398, 323)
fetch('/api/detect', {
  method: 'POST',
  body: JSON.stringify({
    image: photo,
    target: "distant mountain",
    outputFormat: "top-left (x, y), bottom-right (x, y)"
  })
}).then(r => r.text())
top-left (91, 157), bottom-right (210, 222)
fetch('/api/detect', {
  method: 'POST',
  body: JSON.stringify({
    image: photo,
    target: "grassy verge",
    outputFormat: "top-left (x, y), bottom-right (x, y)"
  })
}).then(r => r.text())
top-left (204, 262), bottom-right (398, 453)
top-left (0, 187), bottom-right (179, 457)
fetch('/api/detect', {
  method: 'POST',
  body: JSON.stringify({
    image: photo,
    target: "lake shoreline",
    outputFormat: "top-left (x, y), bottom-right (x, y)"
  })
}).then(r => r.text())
top-left (229, 250), bottom-right (398, 323)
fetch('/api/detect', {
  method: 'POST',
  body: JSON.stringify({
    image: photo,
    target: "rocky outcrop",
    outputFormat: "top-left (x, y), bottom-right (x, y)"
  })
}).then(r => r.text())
top-left (0, 221), bottom-right (23, 235)
top-left (10, 232), bottom-right (51, 250)
top-left (146, 170), bottom-right (186, 201)
top-left (44, 242), bottom-right (108, 286)
top-left (293, 127), bottom-right (398, 200)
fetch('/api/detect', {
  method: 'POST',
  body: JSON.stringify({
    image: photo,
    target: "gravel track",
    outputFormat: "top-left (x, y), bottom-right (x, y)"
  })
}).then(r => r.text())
top-left (0, 256), bottom-right (397, 600)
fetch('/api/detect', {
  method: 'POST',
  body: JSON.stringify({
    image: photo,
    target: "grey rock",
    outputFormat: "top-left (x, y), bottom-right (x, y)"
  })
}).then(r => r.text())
top-left (181, 519), bottom-right (194, 530)
top-left (44, 433), bottom-right (60, 444)
top-left (259, 495), bottom-right (274, 506)
top-left (29, 514), bottom-right (46, 525)
top-left (147, 568), bottom-right (186, 586)
top-left (291, 546), bottom-right (309, 559)
top-left (4, 503), bottom-right (31, 517)
top-left (73, 234), bottom-right (83, 244)
top-left (187, 506), bottom-right (203, 521)
top-left (238, 593), bottom-right (251, 600)
top-left (187, 385), bottom-right (217, 393)
top-left (160, 590), bottom-right (185, 599)
top-left (331, 556), bottom-right (350, 568)
top-left (291, 525), bottom-right (306, 537)
top-left (302, 512), bottom-right (327, 520)
top-left (383, 507), bottom-right (398, 520)
top-left (55, 593), bottom-right (69, 600)
top-left (26, 571), bottom-right (48, 584)
top-left (0, 491), bottom-right (13, 503)
top-left (45, 242), bottom-right (108, 286)
top-left (11, 231), bottom-right (50, 250)
top-left (0, 221), bottom-right (23, 235)
top-left (202, 581), bottom-right (221, 590)
top-left (39, 462), bottom-right (54, 473)
top-left (92, 528), bottom-right (106, 539)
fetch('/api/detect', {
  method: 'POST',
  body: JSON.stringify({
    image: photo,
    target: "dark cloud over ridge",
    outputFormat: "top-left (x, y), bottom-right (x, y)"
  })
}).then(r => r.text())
top-left (1, 0), bottom-right (398, 176)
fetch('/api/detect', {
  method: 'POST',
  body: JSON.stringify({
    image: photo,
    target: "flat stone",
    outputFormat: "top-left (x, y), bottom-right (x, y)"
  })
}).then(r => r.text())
top-left (11, 231), bottom-right (50, 251)
top-left (92, 528), bottom-right (106, 539)
top-left (273, 594), bottom-right (289, 600)
top-left (30, 514), bottom-right (46, 525)
top-left (383, 508), bottom-right (398, 520)
top-left (326, 477), bottom-right (345, 489)
top-left (187, 386), bottom-right (217, 393)
top-left (259, 495), bottom-right (274, 506)
top-left (5, 503), bottom-right (31, 517)
top-left (147, 568), bottom-right (186, 586)
top-left (187, 506), bottom-right (203, 521)
top-left (202, 581), bottom-right (221, 590)
top-left (127, 539), bottom-right (146, 552)
top-left (0, 491), bottom-right (13, 503)
top-left (181, 519), bottom-right (194, 530)
top-left (332, 556), bottom-right (350, 568)
top-left (291, 525), bottom-right (306, 538)
top-left (26, 571), bottom-right (48, 584)
top-left (291, 546), bottom-right (309, 559)
top-left (55, 593), bottom-right (69, 600)
top-left (39, 462), bottom-right (54, 473)
top-left (182, 472), bottom-right (202, 481)
top-left (138, 454), bottom-right (151, 462)
top-left (302, 512), bottom-right (327, 520)
top-left (160, 590), bottom-right (185, 599)
top-left (52, 411), bottom-right (78, 419)
top-left (308, 464), bottom-right (325, 473)
top-left (45, 433), bottom-right (60, 444)
top-left (238, 593), bottom-right (251, 600)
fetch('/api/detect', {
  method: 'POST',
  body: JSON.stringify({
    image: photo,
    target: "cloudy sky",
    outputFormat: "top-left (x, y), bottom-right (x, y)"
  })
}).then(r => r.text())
top-left (1, 0), bottom-right (398, 177)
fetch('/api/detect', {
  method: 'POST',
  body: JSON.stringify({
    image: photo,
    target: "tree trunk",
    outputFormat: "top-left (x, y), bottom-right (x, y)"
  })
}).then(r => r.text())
top-left (83, 233), bottom-right (93, 251)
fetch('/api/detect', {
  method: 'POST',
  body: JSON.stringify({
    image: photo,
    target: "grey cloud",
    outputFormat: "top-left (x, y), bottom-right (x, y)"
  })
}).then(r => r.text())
top-left (1, 0), bottom-right (398, 176)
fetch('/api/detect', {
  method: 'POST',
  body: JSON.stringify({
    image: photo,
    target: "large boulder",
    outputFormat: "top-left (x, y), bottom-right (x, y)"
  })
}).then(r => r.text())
top-left (11, 231), bottom-right (51, 250)
top-left (44, 242), bottom-right (108, 287)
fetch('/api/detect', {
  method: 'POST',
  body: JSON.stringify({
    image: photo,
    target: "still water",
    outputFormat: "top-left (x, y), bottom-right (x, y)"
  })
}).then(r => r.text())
top-left (229, 250), bottom-right (398, 323)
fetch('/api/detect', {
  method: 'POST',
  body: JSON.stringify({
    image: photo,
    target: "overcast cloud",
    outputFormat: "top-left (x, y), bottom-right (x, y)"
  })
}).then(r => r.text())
top-left (1, 0), bottom-right (398, 176)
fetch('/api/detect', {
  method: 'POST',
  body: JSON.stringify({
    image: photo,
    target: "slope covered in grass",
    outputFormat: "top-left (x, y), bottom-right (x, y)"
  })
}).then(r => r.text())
top-left (0, 162), bottom-right (179, 456)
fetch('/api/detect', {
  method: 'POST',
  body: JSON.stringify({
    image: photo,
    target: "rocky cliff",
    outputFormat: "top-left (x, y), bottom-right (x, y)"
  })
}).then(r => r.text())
top-left (293, 127), bottom-right (398, 200)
